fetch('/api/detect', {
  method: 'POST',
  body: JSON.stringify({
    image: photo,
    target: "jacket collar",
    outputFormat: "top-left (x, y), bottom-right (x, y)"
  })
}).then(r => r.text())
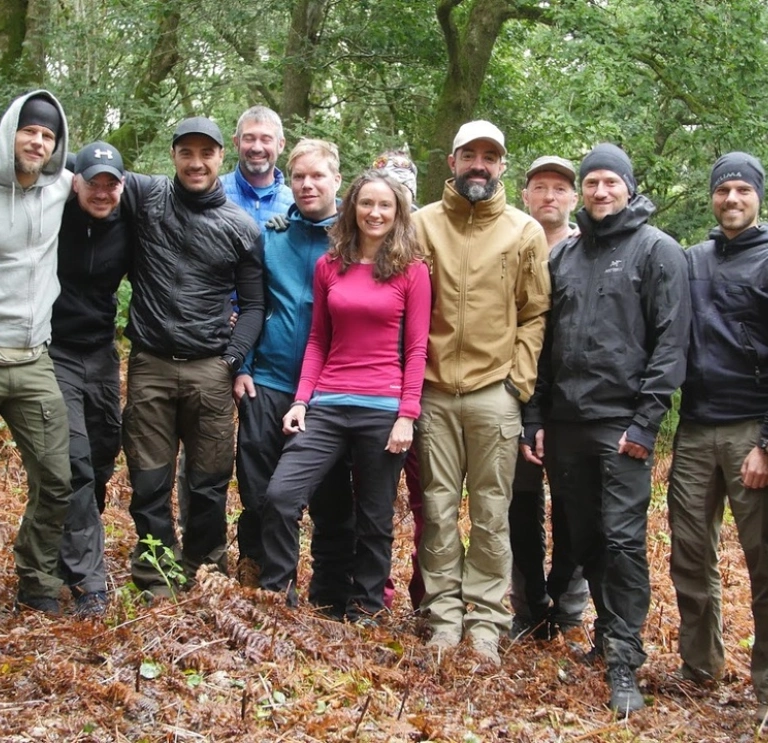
top-left (576, 193), bottom-right (655, 243)
top-left (234, 164), bottom-right (286, 196)
top-left (710, 223), bottom-right (768, 255)
top-left (441, 178), bottom-right (507, 223)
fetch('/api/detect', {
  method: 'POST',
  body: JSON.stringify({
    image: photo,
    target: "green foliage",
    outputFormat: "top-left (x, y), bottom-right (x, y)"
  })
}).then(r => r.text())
top-left (138, 534), bottom-right (187, 599)
top-left (115, 278), bottom-right (132, 339)
top-left (3, 0), bottom-right (767, 240)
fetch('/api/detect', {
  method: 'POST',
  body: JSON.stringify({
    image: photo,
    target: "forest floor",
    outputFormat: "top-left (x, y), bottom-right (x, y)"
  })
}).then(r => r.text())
top-left (0, 418), bottom-right (763, 742)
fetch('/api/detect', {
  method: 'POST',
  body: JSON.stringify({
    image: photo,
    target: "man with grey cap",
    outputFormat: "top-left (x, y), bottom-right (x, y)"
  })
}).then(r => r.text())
top-left (526, 143), bottom-right (690, 711)
top-left (413, 120), bottom-right (550, 665)
top-left (0, 90), bottom-right (73, 615)
top-left (668, 152), bottom-right (768, 723)
top-left (50, 140), bottom-right (131, 616)
top-left (510, 155), bottom-right (588, 640)
top-left (120, 116), bottom-right (265, 596)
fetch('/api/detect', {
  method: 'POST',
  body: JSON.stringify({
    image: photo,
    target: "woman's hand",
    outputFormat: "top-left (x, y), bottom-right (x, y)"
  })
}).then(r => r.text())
top-left (282, 403), bottom-right (307, 435)
top-left (385, 416), bottom-right (414, 454)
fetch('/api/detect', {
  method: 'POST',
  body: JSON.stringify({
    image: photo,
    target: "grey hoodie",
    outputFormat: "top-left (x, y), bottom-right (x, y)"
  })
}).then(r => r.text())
top-left (0, 90), bottom-right (72, 348)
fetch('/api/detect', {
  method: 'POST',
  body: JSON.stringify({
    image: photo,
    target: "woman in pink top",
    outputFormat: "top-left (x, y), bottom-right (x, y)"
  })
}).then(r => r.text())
top-left (260, 170), bottom-right (431, 621)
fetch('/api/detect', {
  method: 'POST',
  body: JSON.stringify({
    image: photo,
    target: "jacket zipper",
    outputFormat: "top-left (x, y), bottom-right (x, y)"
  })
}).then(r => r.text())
top-left (739, 322), bottom-right (761, 386)
top-left (455, 208), bottom-right (474, 395)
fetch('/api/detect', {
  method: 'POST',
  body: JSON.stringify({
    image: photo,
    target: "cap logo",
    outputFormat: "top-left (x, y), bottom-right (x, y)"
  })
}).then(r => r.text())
top-left (713, 170), bottom-right (742, 189)
top-left (93, 148), bottom-right (114, 160)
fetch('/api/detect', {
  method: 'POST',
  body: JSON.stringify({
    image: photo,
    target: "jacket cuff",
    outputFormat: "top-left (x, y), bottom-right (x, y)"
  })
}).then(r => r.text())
top-left (520, 422), bottom-right (542, 449)
top-left (761, 414), bottom-right (768, 441)
top-left (626, 423), bottom-right (656, 452)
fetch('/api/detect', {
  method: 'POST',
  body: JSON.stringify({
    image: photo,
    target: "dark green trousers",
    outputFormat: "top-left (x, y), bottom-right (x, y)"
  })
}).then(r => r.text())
top-left (1, 350), bottom-right (72, 599)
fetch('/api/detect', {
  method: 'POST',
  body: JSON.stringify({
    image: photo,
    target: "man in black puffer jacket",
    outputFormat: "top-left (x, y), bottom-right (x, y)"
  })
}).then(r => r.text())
top-left (668, 152), bottom-right (768, 725)
top-left (50, 141), bottom-right (132, 618)
top-left (121, 117), bottom-right (265, 596)
top-left (524, 143), bottom-right (690, 713)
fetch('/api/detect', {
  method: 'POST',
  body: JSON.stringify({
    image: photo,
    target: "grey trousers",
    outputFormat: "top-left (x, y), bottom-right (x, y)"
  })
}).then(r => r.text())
top-left (50, 343), bottom-right (121, 595)
top-left (669, 419), bottom-right (768, 701)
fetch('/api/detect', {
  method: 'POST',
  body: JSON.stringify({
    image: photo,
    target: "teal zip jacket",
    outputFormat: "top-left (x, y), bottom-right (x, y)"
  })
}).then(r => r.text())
top-left (240, 203), bottom-right (337, 393)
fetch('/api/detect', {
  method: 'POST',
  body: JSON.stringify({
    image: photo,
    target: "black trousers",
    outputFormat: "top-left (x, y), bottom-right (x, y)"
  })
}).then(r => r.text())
top-left (509, 450), bottom-right (587, 626)
top-left (235, 385), bottom-right (355, 609)
top-left (508, 457), bottom-right (548, 620)
top-left (50, 343), bottom-right (121, 594)
top-left (550, 420), bottom-right (652, 669)
top-left (261, 404), bottom-right (405, 618)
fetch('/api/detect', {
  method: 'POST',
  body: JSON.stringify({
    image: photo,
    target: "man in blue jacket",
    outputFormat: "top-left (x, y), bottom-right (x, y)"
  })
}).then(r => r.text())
top-left (220, 105), bottom-right (293, 226)
top-left (233, 138), bottom-right (353, 615)
top-left (668, 152), bottom-right (768, 724)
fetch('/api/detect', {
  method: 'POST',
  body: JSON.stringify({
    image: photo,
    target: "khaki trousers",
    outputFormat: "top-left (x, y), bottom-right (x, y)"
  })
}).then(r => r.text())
top-left (669, 419), bottom-right (768, 701)
top-left (417, 381), bottom-right (521, 642)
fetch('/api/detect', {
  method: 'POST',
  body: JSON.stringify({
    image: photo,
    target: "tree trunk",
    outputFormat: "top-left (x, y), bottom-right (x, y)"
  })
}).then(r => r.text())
top-left (281, 0), bottom-right (330, 137)
top-left (107, 4), bottom-right (181, 168)
top-left (0, 0), bottom-right (51, 88)
top-left (422, 0), bottom-right (543, 203)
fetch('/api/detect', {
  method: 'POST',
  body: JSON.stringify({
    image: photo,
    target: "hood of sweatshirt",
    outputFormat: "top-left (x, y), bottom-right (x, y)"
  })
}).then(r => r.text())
top-left (0, 89), bottom-right (69, 190)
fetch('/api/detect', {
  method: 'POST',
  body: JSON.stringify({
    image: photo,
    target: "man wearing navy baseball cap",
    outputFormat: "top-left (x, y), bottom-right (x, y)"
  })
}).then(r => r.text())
top-left (49, 141), bottom-right (130, 617)
top-left (120, 117), bottom-right (265, 597)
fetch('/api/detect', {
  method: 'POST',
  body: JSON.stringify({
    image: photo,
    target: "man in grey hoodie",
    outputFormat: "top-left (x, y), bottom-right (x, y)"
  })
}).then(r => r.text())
top-left (0, 90), bottom-right (74, 615)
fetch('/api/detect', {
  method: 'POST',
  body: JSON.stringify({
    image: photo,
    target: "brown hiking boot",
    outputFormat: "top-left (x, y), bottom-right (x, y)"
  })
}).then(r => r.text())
top-left (236, 556), bottom-right (261, 588)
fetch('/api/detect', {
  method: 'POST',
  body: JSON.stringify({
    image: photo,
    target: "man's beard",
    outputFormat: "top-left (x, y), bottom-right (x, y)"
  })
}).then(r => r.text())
top-left (241, 157), bottom-right (272, 176)
top-left (15, 156), bottom-right (44, 177)
top-left (456, 173), bottom-right (498, 202)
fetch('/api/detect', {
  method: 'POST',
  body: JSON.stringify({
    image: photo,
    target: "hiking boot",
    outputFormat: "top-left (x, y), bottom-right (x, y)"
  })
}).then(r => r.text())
top-left (427, 630), bottom-right (461, 651)
top-left (471, 637), bottom-right (501, 667)
top-left (509, 615), bottom-right (533, 640)
top-left (756, 702), bottom-right (768, 726)
top-left (15, 593), bottom-right (60, 616)
top-left (607, 663), bottom-right (644, 713)
top-left (74, 591), bottom-right (108, 618)
top-left (235, 557), bottom-right (261, 589)
top-left (677, 662), bottom-right (721, 685)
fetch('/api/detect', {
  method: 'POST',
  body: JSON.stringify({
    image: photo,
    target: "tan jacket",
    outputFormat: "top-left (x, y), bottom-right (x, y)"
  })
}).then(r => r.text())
top-left (413, 179), bottom-right (550, 402)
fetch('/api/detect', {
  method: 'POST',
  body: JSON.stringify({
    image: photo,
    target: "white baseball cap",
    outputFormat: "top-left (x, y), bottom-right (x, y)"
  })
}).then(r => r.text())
top-left (452, 120), bottom-right (506, 156)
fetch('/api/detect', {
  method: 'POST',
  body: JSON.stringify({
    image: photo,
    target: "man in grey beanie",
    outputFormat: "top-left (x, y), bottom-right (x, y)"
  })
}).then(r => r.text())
top-left (0, 90), bottom-right (73, 615)
top-left (524, 142), bottom-right (691, 712)
top-left (668, 151), bottom-right (768, 725)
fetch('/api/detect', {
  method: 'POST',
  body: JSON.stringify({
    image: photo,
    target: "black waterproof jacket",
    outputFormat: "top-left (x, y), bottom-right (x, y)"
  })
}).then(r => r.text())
top-left (51, 199), bottom-right (132, 350)
top-left (527, 194), bottom-right (691, 449)
top-left (122, 173), bottom-right (265, 364)
top-left (681, 224), bottom-right (768, 438)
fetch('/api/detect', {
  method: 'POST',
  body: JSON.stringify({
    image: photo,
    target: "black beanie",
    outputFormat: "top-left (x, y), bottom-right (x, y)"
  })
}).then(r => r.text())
top-left (17, 96), bottom-right (62, 143)
top-left (710, 152), bottom-right (765, 201)
top-left (579, 143), bottom-right (636, 195)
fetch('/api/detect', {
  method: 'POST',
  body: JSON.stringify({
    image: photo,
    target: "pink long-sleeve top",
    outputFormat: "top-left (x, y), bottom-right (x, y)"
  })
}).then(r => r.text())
top-left (295, 255), bottom-right (431, 420)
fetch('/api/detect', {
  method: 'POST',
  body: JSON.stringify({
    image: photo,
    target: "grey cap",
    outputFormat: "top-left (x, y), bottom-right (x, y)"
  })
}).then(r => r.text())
top-left (525, 155), bottom-right (576, 186)
top-left (75, 141), bottom-right (124, 181)
top-left (172, 116), bottom-right (224, 147)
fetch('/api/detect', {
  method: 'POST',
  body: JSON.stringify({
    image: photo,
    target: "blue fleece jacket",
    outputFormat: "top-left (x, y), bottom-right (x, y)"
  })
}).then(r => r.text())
top-left (220, 165), bottom-right (293, 228)
top-left (240, 204), bottom-right (337, 393)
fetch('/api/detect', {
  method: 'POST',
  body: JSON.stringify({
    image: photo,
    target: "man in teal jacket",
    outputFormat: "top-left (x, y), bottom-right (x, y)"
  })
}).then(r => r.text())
top-left (233, 138), bottom-right (353, 615)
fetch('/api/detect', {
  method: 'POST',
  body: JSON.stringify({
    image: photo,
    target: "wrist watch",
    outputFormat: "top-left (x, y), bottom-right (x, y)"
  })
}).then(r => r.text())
top-left (758, 437), bottom-right (768, 454)
top-left (221, 354), bottom-right (241, 374)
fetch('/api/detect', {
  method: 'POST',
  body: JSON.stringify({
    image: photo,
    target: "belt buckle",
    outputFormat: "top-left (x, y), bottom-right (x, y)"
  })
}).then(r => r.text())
top-left (172, 355), bottom-right (190, 362)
